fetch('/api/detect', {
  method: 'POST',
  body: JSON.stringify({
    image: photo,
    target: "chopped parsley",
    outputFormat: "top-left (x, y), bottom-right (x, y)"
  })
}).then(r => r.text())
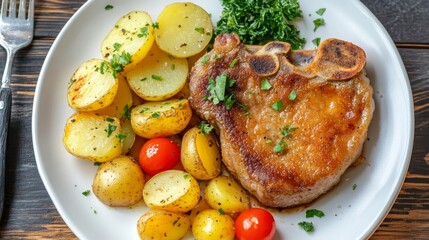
top-left (121, 104), bottom-right (131, 120)
top-left (229, 58), bottom-right (238, 68)
top-left (82, 190), bottom-right (90, 196)
top-left (215, 0), bottom-right (305, 49)
top-left (312, 37), bottom-right (321, 47)
top-left (206, 73), bottom-right (237, 110)
top-left (298, 221), bottom-right (314, 232)
top-left (140, 107), bottom-right (150, 113)
top-left (281, 125), bottom-right (298, 138)
top-left (273, 139), bottom-right (286, 153)
top-left (137, 26), bottom-right (149, 38)
top-left (313, 18), bottom-right (325, 32)
top-left (110, 51), bottom-right (131, 76)
top-left (115, 133), bottom-right (128, 144)
top-left (288, 89), bottom-right (297, 101)
top-left (104, 5), bottom-right (113, 10)
top-left (113, 42), bottom-right (121, 52)
top-left (152, 75), bottom-right (163, 81)
top-left (316, 8), bottom-right (326, 16)
top-left (151, 112), bottom-right (161, 118)
top-left (106, 124), bottom-right (117, 137)
top-left (105, 117), bottom-right (115, 123)
top-left (271, 100), bottom-right (284, 111)
top-left (68, 78), bottom-right (75, 89)
top-left (183, 174), bottom-right (190, 179)
top-left (195, 27), bottom-right (205, 34)
top-left (196, 121), bottom-right (214, 135)
top-left (260, 79), bottom-right (272, 90)
top-left (201, 55), bottom-right (210, 65)
top-left (93, 162), bottom-right (102, 166)
top-left (214, 54), bottom-right (223, 60)
top-left (306, 209), bottom-right (325, 218)
top-left (218, 208), bottom-right (226, 215)
top-left (353, 183), bottom-right (357, 190)
top-left (152, 22), bottom-right (159, 29)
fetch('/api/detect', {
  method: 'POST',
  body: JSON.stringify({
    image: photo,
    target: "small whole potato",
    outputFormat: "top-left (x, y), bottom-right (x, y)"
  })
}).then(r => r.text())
top-left (92, 156), bottom-right (145, 207)
top-left (137, 209), bottom-right (191, 240)
top-left (192, 209), bottom-right (235, 240)
top-left (181, 127), bottom-right (221, 180)
top-left (204, 175), bottom-right (250, 213)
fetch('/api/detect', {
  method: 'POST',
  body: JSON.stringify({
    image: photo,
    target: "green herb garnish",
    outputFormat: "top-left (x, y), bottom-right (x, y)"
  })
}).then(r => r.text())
top-left (113, 42), bottom-right (121, 52)
top-left (106, 124), bottom-right (117, 137)
top-left (152, 22), bottom-right (159, 29)
top-left (260, 79), bottom-right (272, 90)
top-left (218, 208), bottom-right (226, 215)
top-left (281, 125), bottom-right (298, 138)
top-left (306, 209), bottom-right (325, 218)
top-left (201, 55), bottom-right (210, 65)
top-left (151, 112), bottom-right (161, 118)
top-left (196, 121), bottom-right (214, 135)
top-left (151, 75), bottom-right (163, 81)
top-left (137, 26), bottom-right (149, 38)
top-left (115, 133), bottom-right (128, 144)
top-left (298, 221), bottom-right (314, 232)
top-left (215, 0), bottom-right (305, 49)
top-left (206, 73), bottom-right (237, 110)
top-left (288, 89), bottom-right (297, 101)
top-left (271, 100), bottom-right (284, 111)
top-left (195, 27), bottom-right (205, 34)
top-left (110, 51), bottom-right (131, 76)
top-left (353, 183), bottom-right (357, 190)
top-left (94, 162), bottom-right (102, 166)
top-left (313, 18), bottom-right (325, 32)
top-left (104, 5), bottom-right (113, 10)
top-left (273, 139), bottom-right (286, 153)
top-left (82, 190), bottom-right (90, 196)
top-left (229, 58), bottom-right (238, 68)
top-left (312, 38), bottom-right (321, 47)
top-left (316, 8), bottom-right (326, 16)
top-left (105, 117), bottom-right (115, 123)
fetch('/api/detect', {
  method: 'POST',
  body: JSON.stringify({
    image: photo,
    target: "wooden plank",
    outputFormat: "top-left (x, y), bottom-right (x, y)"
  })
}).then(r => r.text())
top-left (361, 0), bottom-right (429, 44)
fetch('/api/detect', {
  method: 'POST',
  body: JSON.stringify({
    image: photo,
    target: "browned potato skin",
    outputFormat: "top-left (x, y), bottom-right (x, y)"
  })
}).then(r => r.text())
top-left (92, 156), bottom-right (145, 207)
top-left (137, 209), bottom-right (191, 240)
top-left (67, 59), bottom-right (118, 112)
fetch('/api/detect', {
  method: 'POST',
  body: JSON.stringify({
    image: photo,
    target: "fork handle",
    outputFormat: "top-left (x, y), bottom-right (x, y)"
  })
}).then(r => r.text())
top-left (0, 87), bottom-right (12, 219)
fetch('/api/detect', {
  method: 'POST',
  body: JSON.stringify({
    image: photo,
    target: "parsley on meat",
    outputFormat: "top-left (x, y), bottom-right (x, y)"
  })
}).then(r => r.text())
top-left (196, 121), bottom-right (214, 135)
top-left (206, 73), bottom-right (237, 110)
top-left (215, 0), bottom-right (305, 49)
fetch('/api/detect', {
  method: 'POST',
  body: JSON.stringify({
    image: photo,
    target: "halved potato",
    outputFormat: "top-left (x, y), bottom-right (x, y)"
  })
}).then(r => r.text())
top-left (92, 156), bottom-right (145, 207)
top-left (94, 76), bottom-right (133, 118)
top-left (67, 59), bottom-right (118, 111)
top-left (143, 170), bottom-right (200, 212)
top-left (192, 209), bottom-right (235, 240)
top-left (62, 113), bottom-right (122, 162)
top-left (181, 127), bottom-right (221, 180)
top-left (204, 175), bottom-right (250, 214)
top-left (130, 98), bottom-right (192, 138)
top-left (119, 119), bottom-right (135, 155)
top-left (101, 11), bottom-right (155, 73)
top-left (155, 2), bottom-right (213, 58)
top-left (137, 209), bottom-right (191, 240)
top-left (125, 44), bottom-right (188, 101)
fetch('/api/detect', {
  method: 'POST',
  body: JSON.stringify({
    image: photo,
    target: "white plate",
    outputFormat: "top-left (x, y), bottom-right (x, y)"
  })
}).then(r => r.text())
top-left (32, 0), bottom-right (414, 239)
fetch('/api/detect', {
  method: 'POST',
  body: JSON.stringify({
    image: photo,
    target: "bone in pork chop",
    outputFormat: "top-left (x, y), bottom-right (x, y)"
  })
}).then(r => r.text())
top-left (189, 33), bottom-right (374, 208)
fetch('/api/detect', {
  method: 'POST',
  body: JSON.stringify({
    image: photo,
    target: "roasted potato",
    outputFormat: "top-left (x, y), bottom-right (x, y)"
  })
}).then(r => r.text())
top-left (92, 156), bottom-right (145, 207)
top-left (125, 44), bottom-right (188, 101)
top-left (181, 127), bottom-right (221, 180)
top-left (137, 209), bottom-right (191, 240)
top-left (101, 11), bottom-right (155, 73)
top-left (130, 98), bottom-right (192, 138)
top-left (192, 209), bottom-right (235, 240)
top-left (155, 2), bottom-right (213, 58)
top-left (67, 59), bottom-right (118, 111)
top-left (94, 76), bottom-right (133, 118)
top-left (119, 119), bottom-right (135, 155)
top-left (204, 175), bottom-right (250, 213)
top-left (143, 170), bottom-right (200, 212)
top-left (62, 113), bottom-right (122, 162)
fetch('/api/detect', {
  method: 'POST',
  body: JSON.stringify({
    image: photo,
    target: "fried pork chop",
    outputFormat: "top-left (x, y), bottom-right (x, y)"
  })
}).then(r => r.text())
top-left (189, 33), bottom-right (374, 208)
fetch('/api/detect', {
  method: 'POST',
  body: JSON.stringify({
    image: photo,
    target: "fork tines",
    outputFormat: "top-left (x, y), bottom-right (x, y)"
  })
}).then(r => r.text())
top-left (1, 0), bottom-right (34, 20)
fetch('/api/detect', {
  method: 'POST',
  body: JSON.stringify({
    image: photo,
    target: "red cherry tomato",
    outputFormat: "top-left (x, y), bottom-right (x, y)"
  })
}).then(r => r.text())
top-left (235, 208), bottom-right (276, 240)
top-left (138, 137), bottom-right (180, 175)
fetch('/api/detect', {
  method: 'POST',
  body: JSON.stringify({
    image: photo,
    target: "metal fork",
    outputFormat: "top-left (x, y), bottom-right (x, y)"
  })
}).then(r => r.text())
top-left (0, 0), bottom-right (34, 220)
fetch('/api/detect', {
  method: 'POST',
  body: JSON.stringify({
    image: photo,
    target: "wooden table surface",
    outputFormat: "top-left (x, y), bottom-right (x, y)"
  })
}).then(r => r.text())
top-left (0, 0), bottom-right (428, 239)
